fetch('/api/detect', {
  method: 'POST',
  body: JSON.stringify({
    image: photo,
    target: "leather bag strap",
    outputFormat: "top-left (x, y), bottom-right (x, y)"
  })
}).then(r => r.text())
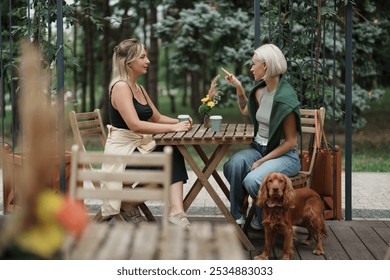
top-left (315, 109), bottom-right (330, 151)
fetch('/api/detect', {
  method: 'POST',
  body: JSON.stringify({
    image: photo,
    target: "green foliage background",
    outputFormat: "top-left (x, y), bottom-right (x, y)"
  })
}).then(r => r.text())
top-left (1, 0), bottom-right (389, 172)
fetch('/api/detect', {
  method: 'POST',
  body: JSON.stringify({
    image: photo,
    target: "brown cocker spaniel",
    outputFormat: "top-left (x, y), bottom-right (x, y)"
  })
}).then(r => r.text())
top-left (254, 172), bottom-right (327, 260)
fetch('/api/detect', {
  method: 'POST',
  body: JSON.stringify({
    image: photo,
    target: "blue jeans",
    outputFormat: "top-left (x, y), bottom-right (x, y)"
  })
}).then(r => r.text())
top-left (223, 143), bottom-right (301, 224)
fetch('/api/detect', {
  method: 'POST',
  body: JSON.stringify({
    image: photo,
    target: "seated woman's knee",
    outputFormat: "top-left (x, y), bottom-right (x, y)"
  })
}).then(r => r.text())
top-left (223, 151), bottom-right (247, 174)
top-left (242, 175), bottom-right (261, 198)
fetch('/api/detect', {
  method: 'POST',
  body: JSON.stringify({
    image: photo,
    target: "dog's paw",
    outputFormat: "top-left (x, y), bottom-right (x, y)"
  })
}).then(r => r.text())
top-left (301, 239), bottom-right (312, 246)
top-left (312, 249), bottom-right (325, 255)
top-left (254, 254), bottom-right (269, 260)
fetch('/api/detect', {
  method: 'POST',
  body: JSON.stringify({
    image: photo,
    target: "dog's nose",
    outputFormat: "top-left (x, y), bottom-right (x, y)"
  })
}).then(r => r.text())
top-left (272, 186), bottom-right (278, 192)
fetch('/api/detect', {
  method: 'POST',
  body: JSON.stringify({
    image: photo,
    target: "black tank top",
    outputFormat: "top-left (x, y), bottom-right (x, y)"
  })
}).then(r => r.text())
top-left (109, 81), bottom-right (153, 129)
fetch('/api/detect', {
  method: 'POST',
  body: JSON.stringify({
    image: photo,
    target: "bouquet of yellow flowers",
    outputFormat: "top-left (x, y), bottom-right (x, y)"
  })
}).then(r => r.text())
top-left (0, 190), bottom-right (89, 259)
top-left (198, 75), bottom-right (222, 116)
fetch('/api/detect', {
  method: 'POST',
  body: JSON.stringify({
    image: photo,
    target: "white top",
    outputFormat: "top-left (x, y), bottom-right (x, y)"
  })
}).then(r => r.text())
top-left (254, 86), bottom-right (275, 145)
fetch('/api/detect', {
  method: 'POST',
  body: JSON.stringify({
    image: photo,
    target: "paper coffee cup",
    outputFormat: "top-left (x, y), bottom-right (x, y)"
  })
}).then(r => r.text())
top-left (178, 114), bottom-right (190, 122)
top-left (210, 115), bottom-right (222, 132)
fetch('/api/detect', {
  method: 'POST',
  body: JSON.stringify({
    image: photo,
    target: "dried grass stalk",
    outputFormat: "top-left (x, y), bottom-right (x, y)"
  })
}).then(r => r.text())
top-left (207, 75), bottom-right (220, 101)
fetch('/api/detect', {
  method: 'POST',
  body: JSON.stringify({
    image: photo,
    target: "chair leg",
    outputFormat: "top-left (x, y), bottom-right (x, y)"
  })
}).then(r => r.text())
top-left (92, 210), bottom-right (103, 222)
top-left (93, 210), bottom-right (121, 223)
top-left (243, 202), bottom-right (256, 233)
top-left (241, 195), bottom-right (249, 215)
top-left (139, 203), bottom-right (156, 222)
top-left (130, 183), bottom-right (158, 222)
top-left (92, 202), bottom-right (155, 222)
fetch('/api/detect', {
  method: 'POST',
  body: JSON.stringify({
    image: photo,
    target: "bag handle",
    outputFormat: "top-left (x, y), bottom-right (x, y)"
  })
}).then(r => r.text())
top-left (315, 109), bottom-right (330, 152)
top-left (314, 109), bottom-right (320, 148)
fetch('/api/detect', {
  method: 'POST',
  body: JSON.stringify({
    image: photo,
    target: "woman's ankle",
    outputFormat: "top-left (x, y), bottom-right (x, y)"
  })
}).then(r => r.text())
top-left (121, 203), bottom-right (138, 212)
top-left (169, 207), bottom-right (185, 217)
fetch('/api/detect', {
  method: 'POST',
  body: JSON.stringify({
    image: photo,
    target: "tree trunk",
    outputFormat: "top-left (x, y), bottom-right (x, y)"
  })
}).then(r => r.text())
top-left (164, 48), bottom-right (176, 113)
top-left (100, 0), bottom-right (111, 124)
top-left (80, 2), bottom-right (90, 112)
top-left (73, 24), bottom-right (78, 111)
top-left (191, 71), bottom-right (201, 119)
top-left (88, 42), bottom-right (95, 111)
top-left (182, 71), bottom-right (188, 107)
top-left (87, 2), bottom-right (95, 111)
top-left (147, 3), bottom-right (159, 106)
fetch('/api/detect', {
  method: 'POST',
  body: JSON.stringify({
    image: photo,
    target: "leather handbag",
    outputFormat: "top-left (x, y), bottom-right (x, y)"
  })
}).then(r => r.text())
top-left (311, 110), bottom-right (336, 197)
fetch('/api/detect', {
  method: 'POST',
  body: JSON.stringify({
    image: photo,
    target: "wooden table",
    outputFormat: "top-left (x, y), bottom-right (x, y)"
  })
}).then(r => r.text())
top-left (62, 221), bottom-right (245, 260)
top-left (153, 123), bottom-right (255, 251)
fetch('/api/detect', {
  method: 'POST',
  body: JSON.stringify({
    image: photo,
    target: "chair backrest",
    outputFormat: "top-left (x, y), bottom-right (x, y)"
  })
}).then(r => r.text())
top-left (69, 109), bottom-right (107, 180)
top-left (69, 144), bottom-right (172, 230)
top-left (292, 107), bottom-right (326, 187)
top-left (69, 109), bottom-right (107, 152)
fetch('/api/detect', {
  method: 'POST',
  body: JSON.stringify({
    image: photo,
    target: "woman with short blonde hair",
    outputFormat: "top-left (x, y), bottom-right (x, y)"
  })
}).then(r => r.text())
top-left (223, 43), bottom-right (301, 230)
top-left (253, 44), bottom-right (287, 81)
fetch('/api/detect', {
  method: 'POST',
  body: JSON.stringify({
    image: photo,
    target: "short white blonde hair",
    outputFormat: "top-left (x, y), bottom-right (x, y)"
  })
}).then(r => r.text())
top-left (254, 44), bottom-right (287, 81)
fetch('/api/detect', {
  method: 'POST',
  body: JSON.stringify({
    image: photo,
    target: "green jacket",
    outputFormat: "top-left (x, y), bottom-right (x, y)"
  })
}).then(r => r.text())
top-left (247, 76), bottom-right (301, 154)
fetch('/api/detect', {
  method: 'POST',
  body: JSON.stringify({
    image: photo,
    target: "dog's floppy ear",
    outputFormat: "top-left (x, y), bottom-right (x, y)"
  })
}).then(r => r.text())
top-left (256, 174), bottom-right (270, 207)
top-left (282, 174), bottom-right (296, 208)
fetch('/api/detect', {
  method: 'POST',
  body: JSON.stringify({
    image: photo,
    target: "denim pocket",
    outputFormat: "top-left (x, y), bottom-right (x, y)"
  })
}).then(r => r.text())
top-left (250, 141), bottom-right (267, 156)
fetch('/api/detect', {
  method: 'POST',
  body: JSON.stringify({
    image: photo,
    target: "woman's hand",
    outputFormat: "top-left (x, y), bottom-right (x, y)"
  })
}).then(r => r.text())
top-left (172, 121), bottom-right (192, 132)
top-left (222, 67), bottom-right (247, 115)
top-left (222, 67), bottom-right (241, 88)
top-left (251, 158), bottom-right (264, 170)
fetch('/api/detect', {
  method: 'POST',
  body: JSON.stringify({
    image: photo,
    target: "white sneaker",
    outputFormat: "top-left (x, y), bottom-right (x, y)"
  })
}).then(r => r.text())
top-left (251, 218), bottom-right (264, 230)
top-left (235, 214), bottom-right (246, 225)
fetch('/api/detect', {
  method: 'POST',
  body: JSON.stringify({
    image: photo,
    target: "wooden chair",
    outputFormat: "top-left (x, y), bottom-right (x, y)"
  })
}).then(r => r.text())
top-left (290, 107), bottom-right (326, 188)
top-left (69, 144), bottom-right (172, 230)
top-left (68, 109), bottom-right (156, 222)
top-left (69, 109), bottom-right (107, 154)
top-left (242, 107), bottom-right (326, 231)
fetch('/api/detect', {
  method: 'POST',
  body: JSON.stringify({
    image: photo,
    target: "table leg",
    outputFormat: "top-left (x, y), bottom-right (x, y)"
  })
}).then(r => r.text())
top-left (178, 145), bottom-right (255, 251)
top-left (193, 145), bottom-right (230, 200)
top-left (182, 144), bottom-right (229, 209)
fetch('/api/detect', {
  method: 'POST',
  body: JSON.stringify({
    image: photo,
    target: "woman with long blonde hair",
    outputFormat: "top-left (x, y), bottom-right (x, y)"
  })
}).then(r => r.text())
top-left (101, 38), bottom-right (192, 228)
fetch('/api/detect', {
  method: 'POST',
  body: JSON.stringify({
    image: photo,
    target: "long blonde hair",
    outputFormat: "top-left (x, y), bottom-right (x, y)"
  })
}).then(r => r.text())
top-left (109, 38), bottom-right (145, 91)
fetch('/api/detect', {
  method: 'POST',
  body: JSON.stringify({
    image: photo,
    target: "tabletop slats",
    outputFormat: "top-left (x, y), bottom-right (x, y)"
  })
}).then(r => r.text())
top-left (63, 222), bottom-right (246, 260)
top-left (69, 223), bottom-right (109, 259)
top-left (130, 223), bottom-right (160, 260)
top-left (188, 223), bottom-right (214, 260)
top-left (96, 223), bottom-right (133, 260)
top-left (214, 224), bottom-right (246, 260)
top-left (161, 132), bottom-right (176, 140)
top-left (159, 225), bottom-right (187, 259)
top-left (173, 131), bottom-right (187, 140)
top-left (203, 126), bottom-right (216, 139)
top-left (224, 124), bottom-right (237, 139)
top-left (153, 133), bottom-right (165, 140)
top-left (154, 123), bottom-right (254, 145)
top-left (214, 123), bottom-right (228, 139)
top-left (244, 124), bottom-right (254, 139)
top-left (183, 124), bottom-right (201, 140)
top-left (193, 125), bottom-right (208, 140)
top-left (234, 124), bottom-right (246, 139)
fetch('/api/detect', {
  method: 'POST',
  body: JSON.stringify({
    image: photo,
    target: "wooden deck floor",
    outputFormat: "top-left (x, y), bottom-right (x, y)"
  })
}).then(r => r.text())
top-left (196, 218), bottom-right (390, 260)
